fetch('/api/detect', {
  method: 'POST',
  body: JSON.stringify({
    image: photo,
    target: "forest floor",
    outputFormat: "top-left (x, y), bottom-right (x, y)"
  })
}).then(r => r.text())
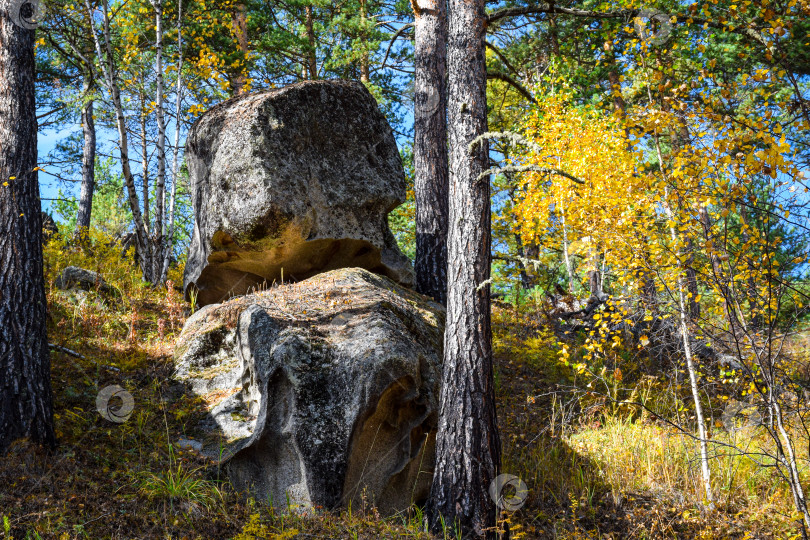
top-left (0, 235), bottom-right (801, 539)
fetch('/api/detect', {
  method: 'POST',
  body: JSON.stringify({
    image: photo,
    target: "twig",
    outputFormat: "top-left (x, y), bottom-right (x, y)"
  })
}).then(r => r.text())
top-left (381, 23), bottom-right (414, 71)
top-left (487, 70), bottom-right (536, 104)
top-left (478, 163), bottom-right (585, 184)
top-left (49, 344), bottom-right (85, 359)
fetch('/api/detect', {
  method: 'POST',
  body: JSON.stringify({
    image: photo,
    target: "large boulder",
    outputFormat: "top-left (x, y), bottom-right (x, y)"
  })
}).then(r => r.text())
top-left (184, 80), bottom-right (414, 307)
top-left (173, 268), bottom-right (443, 514)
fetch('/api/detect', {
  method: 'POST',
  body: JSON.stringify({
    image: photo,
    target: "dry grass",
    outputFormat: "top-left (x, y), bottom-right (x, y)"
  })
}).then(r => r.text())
top-left (0, 230), bottom-right (805, 538)
top-left (493, 305), bottom-right (807, 539)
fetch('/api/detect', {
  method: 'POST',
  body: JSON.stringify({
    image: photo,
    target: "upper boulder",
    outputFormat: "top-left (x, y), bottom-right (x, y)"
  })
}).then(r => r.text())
top-left (184, 80), bottom-right (414, 307)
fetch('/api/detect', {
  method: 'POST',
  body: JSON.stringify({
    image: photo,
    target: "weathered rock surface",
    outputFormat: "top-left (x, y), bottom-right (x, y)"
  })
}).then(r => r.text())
top-left (173, 268), bottom-right (443, 514)
top-left (54, 266), bottom-right (115, 295)
top-left (184, 80), bottom-right (414, 307)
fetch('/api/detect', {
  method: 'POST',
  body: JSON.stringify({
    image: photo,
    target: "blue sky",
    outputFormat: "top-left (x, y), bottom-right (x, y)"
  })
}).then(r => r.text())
top-left (39, 126), bottom-right (69, 215)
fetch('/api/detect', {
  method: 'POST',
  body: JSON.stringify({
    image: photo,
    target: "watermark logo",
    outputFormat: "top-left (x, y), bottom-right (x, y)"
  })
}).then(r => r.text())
top-left (417, 85), bottom-right (441, 116)
top-left (96, 385), bottom-right (135, 423)
top-left (721, 400), bottom-right (762, 434)
top-left (489, 474), bottom-right (529, 512)
top-left (634, 8), bottom-right (673, 47)
top-left (8, 0), bottom-right (46, 29)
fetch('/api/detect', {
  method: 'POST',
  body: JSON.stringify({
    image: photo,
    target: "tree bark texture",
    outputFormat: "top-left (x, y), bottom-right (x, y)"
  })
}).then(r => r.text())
top-left (427, 0), bottom-right (501, 536)
top-left (75, 77), bottom-right (95, 234)
top-left (152, 0), bottom-right (167, 282)
top-left (413, 0), bottom-right (448, 304)
top-left (0, 0), bottom-right (55, 453)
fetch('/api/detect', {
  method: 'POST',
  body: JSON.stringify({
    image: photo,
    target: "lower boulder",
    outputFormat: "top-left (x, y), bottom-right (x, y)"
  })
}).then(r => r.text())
top-left (173, 268), bottom-right (444, 514)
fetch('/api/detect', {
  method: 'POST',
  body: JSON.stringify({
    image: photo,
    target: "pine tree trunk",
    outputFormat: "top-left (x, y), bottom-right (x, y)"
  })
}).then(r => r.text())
top-left (359, 0), bottom-right (370, 83)
top-left (304, 5), bottom-right (317, 80)
top-left (75, 78), bottom-right (95, 235)
top-left (514, 233), bottom-right (538, 290)
top-left (0, 1), bottom-right (55, 453)
top-left (605, 51), bottom-right (626, 116)
top-left (231, 2), bottom-right (248, 95)
top-left (427, 0), bottom-right (501, 536)
top-left (413, 0), bottom-right (448, 304)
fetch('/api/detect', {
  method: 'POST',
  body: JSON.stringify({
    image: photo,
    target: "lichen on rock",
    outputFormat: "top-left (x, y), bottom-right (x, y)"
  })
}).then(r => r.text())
top-left (183, 80), bottom-right (414, 307)
top-left (173, 268), bottom-right (443, 515)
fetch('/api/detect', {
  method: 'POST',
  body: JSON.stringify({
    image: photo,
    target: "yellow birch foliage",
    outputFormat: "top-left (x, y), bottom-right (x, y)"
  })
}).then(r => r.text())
top-left (512, 93), bottom-right (660, 297)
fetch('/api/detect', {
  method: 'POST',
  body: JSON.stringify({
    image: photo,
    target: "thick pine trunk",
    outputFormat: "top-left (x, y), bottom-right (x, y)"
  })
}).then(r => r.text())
top-left (427, 0), bottom-right (501, 536)
top-left (0, 1), bottom-right (55, 453)
top-left (413, 0), bottom-right (448, 304)
top-left (75, 79), bottom-right (95, 234)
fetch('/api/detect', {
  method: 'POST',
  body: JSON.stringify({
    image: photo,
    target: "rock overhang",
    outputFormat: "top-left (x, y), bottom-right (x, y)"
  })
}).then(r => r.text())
top-left (183, 80), bottom-right (414, 307)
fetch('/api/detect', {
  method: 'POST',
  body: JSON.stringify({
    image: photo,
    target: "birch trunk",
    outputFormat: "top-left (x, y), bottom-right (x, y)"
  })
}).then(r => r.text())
top-left (161, 0), bottom-right (183, 281)
top-left (660, 179), bottom-right (714, 508)
top-left (560, 198), bottom-right (574, 293)
top-left (85, 0), bottom-right (152, 282)
top-left (152, 0), bottom-right (167, 282)
top-left (139, 93), bottom-right (150, 233)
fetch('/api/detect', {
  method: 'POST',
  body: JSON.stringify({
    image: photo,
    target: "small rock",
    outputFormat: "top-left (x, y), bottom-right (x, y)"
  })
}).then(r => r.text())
top-left (54, 266), bottom-right (116, 296)
top-left (175, 438), bottom-right (204, 453)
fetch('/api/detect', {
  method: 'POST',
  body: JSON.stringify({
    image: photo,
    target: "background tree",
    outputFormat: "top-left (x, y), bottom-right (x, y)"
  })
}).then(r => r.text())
top-left (40, 1), bottom-right (99, 236)
top-left (82, 0), bottom-right (186, 285)
top-left (412, 0), bottom-right (448, 304)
